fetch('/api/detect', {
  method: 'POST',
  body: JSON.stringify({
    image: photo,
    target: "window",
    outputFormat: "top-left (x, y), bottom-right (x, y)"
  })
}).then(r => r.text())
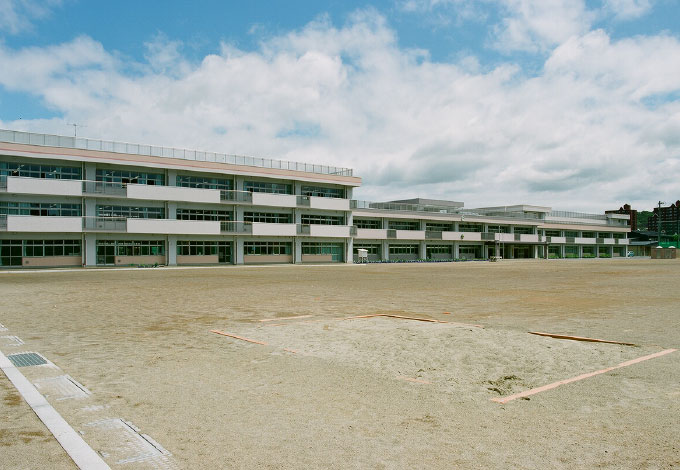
top-left (545, 230), bottom-right (561, 237)
top-left (354, 244), bottom-right (380, 255)
top-left (459, 223), bottom-right (482, 233)
top-left (388, 220), bottom-right (420, 231)
top-left (598, 232), bottom-right (612, 239)
top-left (0, 161), bottom-right (81, 179)
top-left (301, 242), bottom-right (343, 261)
top-left (23, 240), bottom-right (81, 257)
top-left (426, 245), bottom-right (452, 255)
top-left (425, 223), bottom-right (453, 232)
top-left (177, 209), bottom-right (232, 221)
top-left (177, 241), bottom-right (231, 262)
top-left (96, 169), bottom-right (164, 185)
top-left (354, 219), bottom-right (381, 229)
top-left (613, 232), bottom-right (625, 239)
top-left (0, 202), bottom-right (81, 216)
top-left (581, 231), bottom-right (596, 238)
top-left (176, 175), bottom-right (232, 190)
top-left (300, 214), bottom-right (343, 225)
top-left (115, 240), bottom-right (165, 256)
top-left (486, 225), bottom-right (510, 234)
top-left (300, 185), bottom-right (344, 198)
top-left (563, 231), bottom-right (578, 237)
top-left (389, 244), bottom-right (418, 255)
top-left (0, 239), bottom-right (23, 266)
top-left (243, 181), bottom-right (292, 194)
top-left (97, 205), bottom-right (164, 219)
top-left (513, 226), bottom-right (535, 235)
top-left (243, 212), bottom-right (291, 223)
top-left (244, 241), bottom-right (291, 255)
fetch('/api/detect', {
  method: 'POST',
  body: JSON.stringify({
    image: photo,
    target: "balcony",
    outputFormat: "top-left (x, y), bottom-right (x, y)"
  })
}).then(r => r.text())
top-left (616, 238), bottom-right (630, 245)
top-left (2, 215), bottom-right (82, 232)
top-left (126, 184), bottom-right (221, 204)
top-left (5, 176), bottom-right (82, 196)
top-left (308, 196), bottom-right (350, 211)
top-left (574, 237), bottom-right (596, 244)
top-left (126, 219), bottom-right (220, 235)
top-left (83, 217), bottom-right (127, 232)
top-left (306, 225), bottom-right (351, 238)
top-left (83, 180), bottom-right (127, 196)
top-left (518, 234), bottom-right (539, 243)
top-left (355, 228), bottom-right (388, 239)
top-left (442, 231), bottom-right (481, 241)
top-left (251, 192), bottom-right (297, 208)
top-left (220, 221), bottom-right (253, 234)
top-left (220, 190), bottom-right (252, 203)
top-left (252, 222), bottom-right (297, 236)
top-left (425, 231), bottom-right (443, 240)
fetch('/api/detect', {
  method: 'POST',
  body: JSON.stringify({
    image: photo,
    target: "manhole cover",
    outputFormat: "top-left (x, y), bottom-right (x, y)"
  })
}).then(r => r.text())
top-left (7, 352), bottom-right (47, 367)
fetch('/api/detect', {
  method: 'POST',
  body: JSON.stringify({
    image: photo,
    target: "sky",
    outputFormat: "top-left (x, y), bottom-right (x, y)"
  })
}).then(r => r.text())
top-left (0, 0), bottom-right (679, 212)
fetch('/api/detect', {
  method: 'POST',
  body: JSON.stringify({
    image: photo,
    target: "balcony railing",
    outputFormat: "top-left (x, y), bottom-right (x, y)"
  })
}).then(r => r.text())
top-left (296, 195), bottom-right (311, 207)
top-left (0, 175), bottom-right (6, 191)
top-left (0, 214), bottom-right (6, 230)
top-left (220, 221), bottom-right (253, 234)
top-left (425, 231), bottom-right (443, 239)
top-left (220, 190), bottom-right (252, 203)
top-left (82, 217), bottom-right (127, 232)
top-left (350, 225), bottom-right (358, 236)
top-left (0, 128), bottom-right (353, 177)
top-left (297, 224), bottom-right (311, 235)
top-left (83, 180), bottom-right (127, 196)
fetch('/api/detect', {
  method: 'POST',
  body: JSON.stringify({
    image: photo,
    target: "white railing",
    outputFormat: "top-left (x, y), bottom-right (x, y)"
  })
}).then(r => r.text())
top-left (0, 128), bottom-right (354, 177)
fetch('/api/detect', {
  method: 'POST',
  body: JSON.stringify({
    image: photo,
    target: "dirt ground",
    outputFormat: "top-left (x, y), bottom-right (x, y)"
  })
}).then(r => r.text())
top-left (0, 258), bottom-right (679, 469)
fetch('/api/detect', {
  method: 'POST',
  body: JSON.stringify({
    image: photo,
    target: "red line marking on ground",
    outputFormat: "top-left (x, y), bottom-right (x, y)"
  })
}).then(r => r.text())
top-left (282, 348), bottom-right (299, 354)
top-left (397, 377), bottom-right (431, 384)
top-left (258, 315), bottom-right (313, 322)
top-left (491, 348), bottom-right (677, 404)
top-left (210, 330), bottom-right (268, 345)
top-left (528, 331), bottom-right (637, 346)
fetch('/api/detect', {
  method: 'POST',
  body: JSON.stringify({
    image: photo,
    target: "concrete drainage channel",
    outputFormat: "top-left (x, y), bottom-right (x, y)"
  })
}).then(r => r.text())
top-left (0, 324), bottom-right (178, 470)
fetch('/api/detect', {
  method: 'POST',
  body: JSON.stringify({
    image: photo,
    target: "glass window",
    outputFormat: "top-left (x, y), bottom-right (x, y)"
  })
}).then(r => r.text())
top-left (0, 202), bottom-right (81, 216)
top-left (96, 169), bottom-right (164, 185)
top-left (243, 212), bottom-right (292, 223)
top-left (513, 226), bottom-right (535, 235)
top-left (0, 161), bottom-right (81, 180)
top-left (114, 240), bottom-right (165, 256)
top-left (301, 242), bottom-right (343, 261)
top-left (425, 223), bottom-right (453, 232)
top-left (388, 220), bottom-right (420, 231)
top-left (243, 181), bottom-right (292, 194)
top-left (353, 244), bottom-right (380, 255)
top-left (459, 223), bottom-right (483, 233)
top-left (300, 185), bottom-right (344, 198)
top-left (354, 219), bottom-right (381, 229)
top-left (300, 214), bottom-right (343, 225)
top-left (243, 241), bottom-right (292, 255)
top-left (176, 175), bottom-right (232, 190)
top-left (176, 209), bottom-right (233, 221)
top-left (388, 244), bottom-right (418, 254)
top-left (97, 205), bottom-right (164, 219)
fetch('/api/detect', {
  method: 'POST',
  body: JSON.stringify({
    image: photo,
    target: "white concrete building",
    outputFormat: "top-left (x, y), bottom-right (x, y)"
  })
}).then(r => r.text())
top-left (0, 129), bottom-right (629, 268)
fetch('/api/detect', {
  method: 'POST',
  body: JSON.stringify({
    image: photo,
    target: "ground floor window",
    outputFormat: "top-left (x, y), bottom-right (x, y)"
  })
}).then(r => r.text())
top-left (512, 245), bottom-right (532, 258)
top-left (244, 241), bottom-right (291, 255)
top-left (426, 245), bottom-right (452, 258)
top-left (353, 244), bottom-right (380, 255)
top-left (301, 242), bottom-right (343, 261)
top-left (459, 244), bottom-right (482, 259)
top-left (565, 245), bottom-right (579, 258)
top-left (177, 241), bottom-right (231, 263)
top-left (0, 239), bottom-right (81, 266)
top-left (582, 246), bottom-right (596, 257)
top-left (389, 244), bottom-right (418, 255)
top-left (548, 245), bottom-right (562, 258)
top-left (96, 240), bottom-right (165, 265)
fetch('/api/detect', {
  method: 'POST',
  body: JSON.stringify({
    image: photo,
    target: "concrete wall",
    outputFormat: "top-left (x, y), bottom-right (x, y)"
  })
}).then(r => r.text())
top-left (22, 256), bottom-right (81, 267)
top-left (309, 196), bottom-right (350, 211)
top-left (243, 254), bottom-right (293, 264)
top-left (7, 216), bottom-right (82, 232)
top-left (115, 255), bottom-right (165, 265)
top-left (301, 254), bottom-right (335, 263)
top-left (177, 255), bottom-right (219, 264)
top-left (126, 184), bottom-right (221, 204)
top-left (251, 193), bottom-right (297, 208)
top-left (126, 219), bottom-right (220, 235)
top-left (7, 177), bottom-right (82, 196)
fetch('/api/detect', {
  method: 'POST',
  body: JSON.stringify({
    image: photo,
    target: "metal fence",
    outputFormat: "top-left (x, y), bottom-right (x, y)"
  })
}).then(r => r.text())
top-left (82, 217), bottom-right (127, 231)
top-left (0, 175), bottom-right (6, 191)
top-left (220, 190), bottom-right (253, 203)
top-left (220, 221), bottom-right (252, 233)
top-left (0, 129), bottom-right (353, 177)
top-left (82, 181), bottom-right (127, 196)
top-left (0, 214), bottom-right (6, 230)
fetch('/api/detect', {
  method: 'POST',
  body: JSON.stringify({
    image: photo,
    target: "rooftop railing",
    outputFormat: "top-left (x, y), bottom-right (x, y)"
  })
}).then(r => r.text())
top-left (0, 129), bottom-right (354, 177)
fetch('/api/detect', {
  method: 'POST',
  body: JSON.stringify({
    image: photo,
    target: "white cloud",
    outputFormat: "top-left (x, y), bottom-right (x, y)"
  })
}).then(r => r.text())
top-left (492, 0), bottom-right (595, 53)
top-left (603, 0), bottom-right (653, 20)
top-left (0, 0), bottom-right (62, 35)
top-left (1, 10), bottom-right (679, 211)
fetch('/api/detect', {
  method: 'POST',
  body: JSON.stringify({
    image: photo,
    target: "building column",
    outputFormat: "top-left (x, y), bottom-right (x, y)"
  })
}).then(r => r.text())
top-left (419, 241), bottom-right (426, 260)
top-left (235, 238), bottom-right (244, 265)
top-left (167, 202), bottom-right (177, 219)
top-left (345, 238), bottom-right (353, 264)
top-left (167, 169), bottom-right (177, 186)
top-left (167, 236), bottom-right (177, 266)
top-left (453, 242), bottom-right (460, 259)
top-left (84, 233), bottom-right (96, 266)
top-left (84, 163), bottom-right (96, 181)
top-left (294, 238), bottom-right (302, 264)
top-left (382, 240), bottom-right (390, 261)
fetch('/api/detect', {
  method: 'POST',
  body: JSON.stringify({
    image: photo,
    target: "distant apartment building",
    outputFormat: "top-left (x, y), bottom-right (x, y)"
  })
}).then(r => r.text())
top-left (606, 204), bottom-right (638, 231)
top-left (0, 129), bottom-right (630, 267)
top-left (647, 201), bottom-right (680, 235)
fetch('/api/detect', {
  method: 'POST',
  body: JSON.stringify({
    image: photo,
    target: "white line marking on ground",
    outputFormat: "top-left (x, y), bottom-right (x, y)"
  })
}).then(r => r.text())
top-left (0, 350), bottom-right (111, 470)
top-left (0, 335), bottom-right (25, 346)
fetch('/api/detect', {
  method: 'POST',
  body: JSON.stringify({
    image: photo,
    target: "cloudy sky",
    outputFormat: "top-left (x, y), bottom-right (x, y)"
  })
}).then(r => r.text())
top-left (0, 0), bottom-right (678, 212)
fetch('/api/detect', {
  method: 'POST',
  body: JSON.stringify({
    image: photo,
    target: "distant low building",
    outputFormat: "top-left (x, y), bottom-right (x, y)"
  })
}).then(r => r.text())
top-left (607, 204), bottom-right (637, 231)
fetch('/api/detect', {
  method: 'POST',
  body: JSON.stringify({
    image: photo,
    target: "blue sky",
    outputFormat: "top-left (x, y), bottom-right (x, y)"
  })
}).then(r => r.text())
top-left (0, 0), bottom-right (679, 211)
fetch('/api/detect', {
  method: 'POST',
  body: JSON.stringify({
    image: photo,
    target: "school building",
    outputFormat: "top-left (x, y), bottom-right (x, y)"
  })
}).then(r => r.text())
top-left (0, 129), bottom-right (630, 268)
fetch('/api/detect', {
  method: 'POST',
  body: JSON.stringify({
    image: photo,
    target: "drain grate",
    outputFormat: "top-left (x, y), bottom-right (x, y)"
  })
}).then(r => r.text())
top-left (7, 352), bottom-right (47, 367)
